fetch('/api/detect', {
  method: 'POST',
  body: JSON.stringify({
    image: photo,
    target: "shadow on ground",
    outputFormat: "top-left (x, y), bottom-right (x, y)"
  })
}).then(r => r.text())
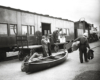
top-left (73, 70), bottom-right (100, 80)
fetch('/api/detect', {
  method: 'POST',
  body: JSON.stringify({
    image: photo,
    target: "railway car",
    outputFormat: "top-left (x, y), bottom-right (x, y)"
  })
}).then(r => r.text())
top-left (0, 6), bottom-right (74, 61)
top-left (89, 31), bottom-right (99, 43)
top-left (74, 20), bottom-right (91, 38)
top-left (74, 21), bottom-right (99, 43)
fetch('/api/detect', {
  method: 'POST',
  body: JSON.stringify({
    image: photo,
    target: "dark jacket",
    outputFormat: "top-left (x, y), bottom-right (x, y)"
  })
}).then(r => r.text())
top-left (74, 37), bottom-right (90, 51)
top-left (53, 30), bottom-right (59, 43)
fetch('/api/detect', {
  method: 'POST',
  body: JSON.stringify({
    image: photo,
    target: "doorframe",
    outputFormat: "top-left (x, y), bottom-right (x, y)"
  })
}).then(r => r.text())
top-left (41, 22), bottom-right (51, 35)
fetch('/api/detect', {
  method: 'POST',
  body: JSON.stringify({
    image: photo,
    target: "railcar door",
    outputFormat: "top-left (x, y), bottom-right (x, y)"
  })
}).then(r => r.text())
top-left (77, 29), bottom-right (84, 37)
top-left (41, 23), bottom-right (51, 35)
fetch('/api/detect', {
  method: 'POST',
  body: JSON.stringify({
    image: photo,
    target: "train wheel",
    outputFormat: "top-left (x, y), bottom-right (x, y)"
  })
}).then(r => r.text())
top-left (18, 50), bottom-right (23, 61)
top-left (54, 45), bottom-right (59, 52)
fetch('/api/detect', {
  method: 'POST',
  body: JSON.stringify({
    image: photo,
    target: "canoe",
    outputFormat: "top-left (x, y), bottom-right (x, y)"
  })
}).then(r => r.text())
top-left (22, 52), bottom-right (68, 73)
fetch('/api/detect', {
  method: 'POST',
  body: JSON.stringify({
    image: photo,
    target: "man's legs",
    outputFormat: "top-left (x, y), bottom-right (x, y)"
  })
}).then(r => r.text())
top-left (79, 51), bottom-right (83, 63)
top-left (42, 48), bottom-right (47, 57)
top-left (48, 43), bottom-right (52, 56)
top-left (84, 50), bottom-right (88, 62)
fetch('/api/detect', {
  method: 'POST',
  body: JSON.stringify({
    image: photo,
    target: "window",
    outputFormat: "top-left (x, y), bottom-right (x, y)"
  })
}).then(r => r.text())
top-left (10, 24), bottom-right (17, 35)
top-left (62, 28), bottom-right (66, 35)
top-left (22, 25), bottom-right (35, 35)
top-left (0, 24), bottom-right (7, 35)
top-left (77, 29), bottom-right (83, 37)
top-left (60, 28), bottom-right (70, 36)
top-left (44, 30), bottom-right (47, 35)
top-left (22, 25), bottom-right (28, 35)
top-left (66, 28), bottom-right (70, 36)
top-left (29, 26), bottom-right (34, 35)
top-left (48, 30), bottom-right (50, 34)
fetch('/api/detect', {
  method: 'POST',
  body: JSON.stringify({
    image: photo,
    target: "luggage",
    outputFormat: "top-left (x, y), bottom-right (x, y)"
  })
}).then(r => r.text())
top-left (72, 41), bottom-right (80, 51)
top-left (87, 49), bottom-right (94, 60)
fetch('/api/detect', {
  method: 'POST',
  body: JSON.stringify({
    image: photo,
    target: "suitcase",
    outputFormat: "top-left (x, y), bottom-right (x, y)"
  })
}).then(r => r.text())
top-left (87, 49), bottom-right (94, 60)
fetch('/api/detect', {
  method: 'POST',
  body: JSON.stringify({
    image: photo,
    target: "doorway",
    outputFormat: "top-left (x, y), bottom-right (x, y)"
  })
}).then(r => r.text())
top-left (41, 23), bottom-right (51, 35)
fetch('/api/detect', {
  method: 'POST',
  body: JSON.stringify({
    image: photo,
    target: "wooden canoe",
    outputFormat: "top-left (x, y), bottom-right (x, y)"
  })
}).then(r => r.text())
top-left (22, 52), bottom-right (68, 73)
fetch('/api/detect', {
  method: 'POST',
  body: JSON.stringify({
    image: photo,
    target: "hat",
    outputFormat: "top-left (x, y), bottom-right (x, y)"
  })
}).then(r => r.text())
top-left (59, 28), bottom-right (62, 31)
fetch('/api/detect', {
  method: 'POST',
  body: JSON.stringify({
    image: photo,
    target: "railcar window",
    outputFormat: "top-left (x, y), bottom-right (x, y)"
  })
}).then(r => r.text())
top-left (66, 28), bottom-right (70, 36)
top-left (10, 24), bottom-right (17, 35)
top-left (48, 30), bottom-right (50, 34)
top-left (56, 28), bottom-right (70, 36)
top-left (61, 28), bottom-right (70, 36)
top-left (0, 24), bottom-right (7, 35)
top-left (29, 26), bottom-right (34, 35)
top-left (44, 30), bottom-right (47, 35)
top-left (22, 25), bottom-right (28, 35)
top-left (62, 28), bottom-right (66, 34)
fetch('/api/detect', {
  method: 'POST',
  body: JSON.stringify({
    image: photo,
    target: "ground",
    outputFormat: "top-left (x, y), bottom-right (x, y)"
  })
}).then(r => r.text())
top-left (73, 71), bottom-right (100, 80)
top-left (0, 40), bottom-right (100, 80)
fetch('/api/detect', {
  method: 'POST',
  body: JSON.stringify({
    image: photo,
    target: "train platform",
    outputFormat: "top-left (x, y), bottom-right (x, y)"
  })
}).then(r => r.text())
top-left (0, 40), bottom-right (100, 80)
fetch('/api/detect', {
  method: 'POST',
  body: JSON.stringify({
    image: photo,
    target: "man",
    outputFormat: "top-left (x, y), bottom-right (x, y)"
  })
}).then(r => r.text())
top-left (21, 49), bottom-right (34, 72)
top-left (53, 28), bottom-right (62, 43)
top-left (21, 50), bottom-right (43, 72)
top-left (45, 34), bottom-right (52, 56)
top-left (28, 52), bottom-right (43, 62)
top-left (74, 33), bottom-right (90, 63)
top-left (41, 36), bottom-right (48, 57)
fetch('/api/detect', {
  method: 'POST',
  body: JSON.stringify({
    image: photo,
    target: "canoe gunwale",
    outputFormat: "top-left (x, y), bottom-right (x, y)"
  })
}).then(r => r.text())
top-left (24, 52), bottom-right (67, 65)
top-left (23, 52), bottom-right (68, 73)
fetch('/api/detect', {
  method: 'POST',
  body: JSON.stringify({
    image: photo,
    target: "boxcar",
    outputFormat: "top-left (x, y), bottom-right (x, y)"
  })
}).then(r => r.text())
top-left (74, 21), bottom-right (99, 42)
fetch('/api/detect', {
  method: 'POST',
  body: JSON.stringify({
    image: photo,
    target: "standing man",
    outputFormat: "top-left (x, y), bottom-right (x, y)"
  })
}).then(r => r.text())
top-left (45, 34), bottom-right (52, 56)
top-left (53, 28), bottom-right (62, 43)
top-left (41, 36), bottom-right (48, 57)
top-left (73, 33), bottom-right (90, 63)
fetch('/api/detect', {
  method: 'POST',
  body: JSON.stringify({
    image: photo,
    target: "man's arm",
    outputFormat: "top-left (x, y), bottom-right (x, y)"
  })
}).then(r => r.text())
top-left (86, 40), bottom-right (90, 49)
top-left (28, 53), bottom-right (39, 62)
top-left (73, 37), bottom-right (80, 42)
top-left (41, 39), bottom-right (47, 45)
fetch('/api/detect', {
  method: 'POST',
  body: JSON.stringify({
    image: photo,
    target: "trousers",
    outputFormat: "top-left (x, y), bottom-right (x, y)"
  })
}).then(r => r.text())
top-left (42, 46), bottom-right (48, 57)
top-left (79, 49), bottom-right (88, 63)
top-left (48, 43), bottom-right (52, 56)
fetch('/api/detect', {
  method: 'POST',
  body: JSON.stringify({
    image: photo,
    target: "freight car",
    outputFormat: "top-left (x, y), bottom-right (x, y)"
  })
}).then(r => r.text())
top-left (74, 20), bottom-right (99, 43)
